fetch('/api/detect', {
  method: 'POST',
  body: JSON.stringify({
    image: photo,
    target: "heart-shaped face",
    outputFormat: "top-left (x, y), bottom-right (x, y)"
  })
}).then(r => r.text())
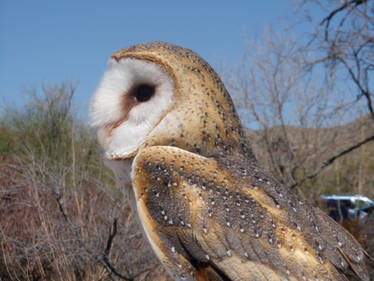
top-left (90, 57), bottom-right (174, 160)
top-left (90, 42), bottom-right (250, 163)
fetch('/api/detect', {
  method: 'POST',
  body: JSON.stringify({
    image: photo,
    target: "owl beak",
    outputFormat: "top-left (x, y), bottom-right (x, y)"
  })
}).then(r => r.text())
top-left (95, 127), bottom-right (137, 160)
top-left (105, 150), bottom-right (138, 161)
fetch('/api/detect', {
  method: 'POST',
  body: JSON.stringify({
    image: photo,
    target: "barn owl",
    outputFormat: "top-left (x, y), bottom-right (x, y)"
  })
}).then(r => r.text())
top-left (90, 42), bottom-right (373, 281)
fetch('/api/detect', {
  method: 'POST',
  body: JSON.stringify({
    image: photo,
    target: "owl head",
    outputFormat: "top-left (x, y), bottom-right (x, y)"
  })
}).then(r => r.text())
top-left (90, 42), bottom-right (252, 161)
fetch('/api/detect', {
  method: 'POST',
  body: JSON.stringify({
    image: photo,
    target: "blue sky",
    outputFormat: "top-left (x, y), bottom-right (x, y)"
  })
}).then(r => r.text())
top-left (0, 1), bottom-right (322, 119)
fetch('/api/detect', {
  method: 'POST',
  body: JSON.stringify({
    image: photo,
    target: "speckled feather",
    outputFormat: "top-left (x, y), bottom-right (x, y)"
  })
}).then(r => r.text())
top-left (92, 42), bottom-right (373, 281)
top-left (132, 145), bottom-right (371, 281)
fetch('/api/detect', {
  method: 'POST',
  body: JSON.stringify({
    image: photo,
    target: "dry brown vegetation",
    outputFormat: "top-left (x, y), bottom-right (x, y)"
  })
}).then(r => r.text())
top-left (0, 157), bottom-right (170, 281)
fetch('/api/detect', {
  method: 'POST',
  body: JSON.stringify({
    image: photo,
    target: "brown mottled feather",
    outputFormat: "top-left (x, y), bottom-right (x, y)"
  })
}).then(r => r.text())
top-left (195, 267), bottom-right (226, 281)
top-left (132, 145), bottom-right (371, 281)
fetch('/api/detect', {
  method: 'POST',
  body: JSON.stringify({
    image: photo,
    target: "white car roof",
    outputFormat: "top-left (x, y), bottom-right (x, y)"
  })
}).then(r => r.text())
top-left (320, 194), bottom-right (374, 205)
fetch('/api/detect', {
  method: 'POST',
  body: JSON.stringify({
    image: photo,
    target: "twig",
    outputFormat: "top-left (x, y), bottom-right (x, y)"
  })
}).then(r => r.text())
top-left (101, 218), bottom-right (134, 280)
top-left (338, 58), bottom-right (374, 119)
top-left (55, 181), bottom-right (156, 281)
top-left (320, 0), bottom-right (368, 40)
top-left (55, 193), bottom-right (133, 280)
top-left (105, 218), bottom-right (118, 257)
top-left (102, 254), bottom-right (134, 281)
top-left (321, 0), bottom-right (367, 26)
top-left (290, 133), bottom-right (374, 189)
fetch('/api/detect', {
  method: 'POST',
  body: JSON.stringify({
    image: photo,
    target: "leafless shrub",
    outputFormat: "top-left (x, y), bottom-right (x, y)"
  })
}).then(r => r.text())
top-left (0, 153), bottom-right (171, 281)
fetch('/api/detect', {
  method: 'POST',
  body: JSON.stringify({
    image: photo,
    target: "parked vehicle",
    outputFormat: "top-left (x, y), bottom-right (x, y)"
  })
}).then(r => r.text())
top-left (319, 195), bottom-right (374, 223)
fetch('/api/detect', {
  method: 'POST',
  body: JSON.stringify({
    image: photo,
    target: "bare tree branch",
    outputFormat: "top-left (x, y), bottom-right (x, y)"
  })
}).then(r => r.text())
top-left (320, 0), bottom-right (368, 26)
top-left (290, 133), bottom-right (374, 189)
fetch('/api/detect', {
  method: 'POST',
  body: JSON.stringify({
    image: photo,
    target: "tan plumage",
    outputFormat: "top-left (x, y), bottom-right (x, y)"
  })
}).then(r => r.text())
top-left (90, 42), bottom-right (373, 281)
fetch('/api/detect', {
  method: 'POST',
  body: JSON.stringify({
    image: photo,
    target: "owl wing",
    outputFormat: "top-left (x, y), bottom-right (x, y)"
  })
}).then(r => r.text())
top-left (131, 145), bottom-right (371, 281)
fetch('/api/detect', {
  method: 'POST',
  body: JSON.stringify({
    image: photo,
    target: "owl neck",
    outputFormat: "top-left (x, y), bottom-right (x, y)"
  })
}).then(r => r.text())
top-left (104, 158), bottom-right (137, 210)
top-left (142, 124), bottom-right (256, 164)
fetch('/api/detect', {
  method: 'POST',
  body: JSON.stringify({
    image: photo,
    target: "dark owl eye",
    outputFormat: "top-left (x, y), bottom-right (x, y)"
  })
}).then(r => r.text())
top-left (134, 84), bottom-right (155, 102)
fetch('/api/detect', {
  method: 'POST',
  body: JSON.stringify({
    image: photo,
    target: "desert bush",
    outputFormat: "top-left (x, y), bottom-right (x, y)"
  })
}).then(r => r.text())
top-left (0, 155), bottom-right (170, 281)
top-left (0, 83), bottom-right (103, 180)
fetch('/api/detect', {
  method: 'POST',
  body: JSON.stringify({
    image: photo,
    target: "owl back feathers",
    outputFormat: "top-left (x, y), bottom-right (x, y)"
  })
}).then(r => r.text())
top-left (131, 145), bottom-right (371, 281)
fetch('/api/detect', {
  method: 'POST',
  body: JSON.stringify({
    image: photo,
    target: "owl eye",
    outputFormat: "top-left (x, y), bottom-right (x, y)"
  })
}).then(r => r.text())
top-left (133, 84), bottom-right (155, 102)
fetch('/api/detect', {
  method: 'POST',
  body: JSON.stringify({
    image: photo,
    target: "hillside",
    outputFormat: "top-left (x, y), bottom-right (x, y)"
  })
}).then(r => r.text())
top-left (246, 115), bottom-right (374, 197)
